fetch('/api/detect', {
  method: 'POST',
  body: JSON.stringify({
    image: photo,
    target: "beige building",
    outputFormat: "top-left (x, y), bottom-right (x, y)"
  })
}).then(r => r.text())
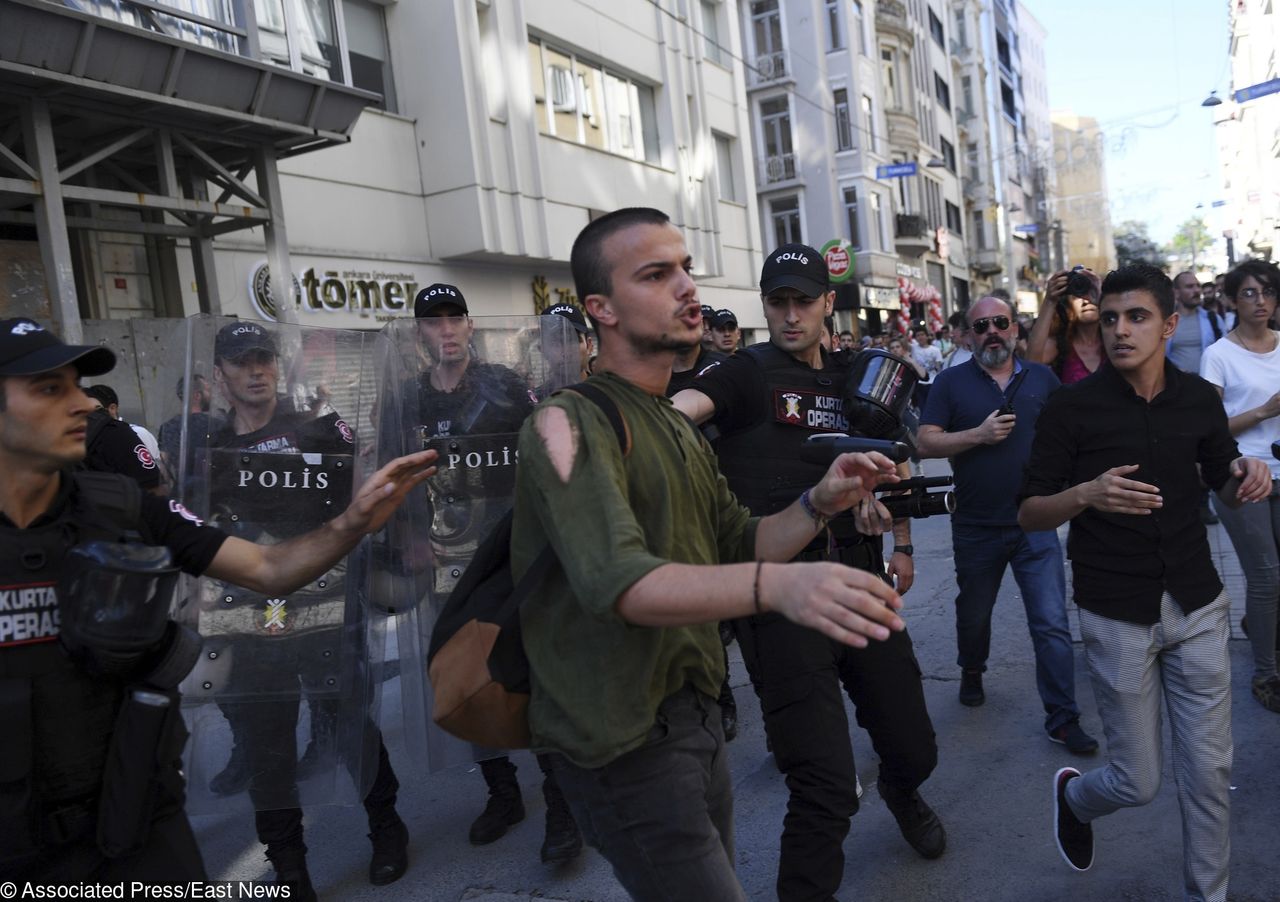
top-left (1216, 0), bottom-right (1280, 264)
top-left (1050, 111), bottom-right (1117, 276)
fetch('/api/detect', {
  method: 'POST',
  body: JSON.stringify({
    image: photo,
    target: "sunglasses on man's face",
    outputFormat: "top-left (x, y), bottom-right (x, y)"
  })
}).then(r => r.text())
top-left (970, 315), bottom-right (1011, 335)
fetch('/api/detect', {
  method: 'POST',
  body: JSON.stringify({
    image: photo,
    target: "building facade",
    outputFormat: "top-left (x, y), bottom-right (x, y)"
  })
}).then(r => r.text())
top-left (1050, 111), bottom-right (1117, 277)
top-left (1216, 0), bottom-right (1279, 264)
top-left (2, 0), bottom-right (767, 334)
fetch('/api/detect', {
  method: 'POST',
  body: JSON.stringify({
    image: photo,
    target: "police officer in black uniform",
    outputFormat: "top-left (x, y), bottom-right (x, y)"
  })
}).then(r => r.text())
top-left (82, 385), bottom-right (165, 494)
top-left (201, 321), bottom-right (409, 896)
top-left (673, 247), bottom-right (944, 902)
top-left (409, 285), bottom-right (582, 864)
top-left (0, 317), bottom-right (434, 883)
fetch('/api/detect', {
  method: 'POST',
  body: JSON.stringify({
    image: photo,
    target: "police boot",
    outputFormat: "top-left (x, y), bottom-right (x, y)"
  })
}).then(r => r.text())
top-left (539, 773), bottom-right (583, 864)
top-left (469, 757), bottom-right (525, 845)
top-left (878, 779), bottom-right (947, 860)
top-left (209, 742), bottom-right (251, 797)
top-left (366, 809), bottom-right (409, 886)
top-left (265, 844), bottom-right (318, 902)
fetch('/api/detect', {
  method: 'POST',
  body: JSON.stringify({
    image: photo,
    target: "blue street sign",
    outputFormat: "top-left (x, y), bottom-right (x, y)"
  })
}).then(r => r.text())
top-left (1211, 200), bottom-right (1227, 208)
top-left (876, 161), bottom-right (918, 179)
top-left (1013, 223), bottom-right (1039, 234)
top-left (1234, 77), bottom-right (1280, 104)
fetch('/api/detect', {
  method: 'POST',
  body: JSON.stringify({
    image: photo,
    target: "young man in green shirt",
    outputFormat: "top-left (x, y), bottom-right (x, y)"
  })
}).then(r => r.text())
top-left (514, 208), bottom-right (906, 898)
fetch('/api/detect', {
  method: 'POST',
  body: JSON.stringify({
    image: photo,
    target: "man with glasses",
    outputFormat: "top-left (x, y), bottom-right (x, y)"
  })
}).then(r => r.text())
top-left (918, 296), bottom-right (1097, 753)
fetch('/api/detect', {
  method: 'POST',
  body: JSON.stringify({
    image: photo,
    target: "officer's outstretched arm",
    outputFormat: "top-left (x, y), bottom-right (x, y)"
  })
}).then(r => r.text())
top-left (205, 450), bottom-right (437, 596)
top-left (670, 387), bottom-right (716, 425)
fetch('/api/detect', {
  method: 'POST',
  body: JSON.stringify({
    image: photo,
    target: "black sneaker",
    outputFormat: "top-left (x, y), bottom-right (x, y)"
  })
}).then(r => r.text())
top-left (959, 669), bottom-right (984, 707)
top-left (1053, 767), bottom-right (1093, 871)
top-left (879, 780), bottom-right (946, 860)
top-left (1251, 675), bottom-right (1280, 713)
top-left (1048, 720), bottom-right (1099, 755)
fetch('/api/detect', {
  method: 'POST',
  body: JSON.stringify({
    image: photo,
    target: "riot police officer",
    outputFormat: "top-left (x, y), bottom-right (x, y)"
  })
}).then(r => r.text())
top-left (410, 285), bottom-right (582, 863)
top-left (200, 321), bottom-right (410, 896)
top-left (0, 317), bottom-right (434, 883)
top-left (673, 246), bottom-right (945, 901)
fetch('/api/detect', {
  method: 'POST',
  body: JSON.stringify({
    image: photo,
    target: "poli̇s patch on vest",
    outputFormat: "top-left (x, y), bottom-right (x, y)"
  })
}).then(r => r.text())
top-left (773, 388), bottom-right (850, 433)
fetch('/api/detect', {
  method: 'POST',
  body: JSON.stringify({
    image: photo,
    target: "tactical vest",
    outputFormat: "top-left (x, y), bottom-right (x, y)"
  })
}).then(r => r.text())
top-left (0, 473), bottom-right (141, 868)
top-left (714, 344), bottom-right (868, 552)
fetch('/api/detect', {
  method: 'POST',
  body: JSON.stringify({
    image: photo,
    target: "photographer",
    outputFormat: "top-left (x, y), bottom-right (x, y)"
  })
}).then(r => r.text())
top-left (917, 297), bottom-right (1097, 753)
top-left (1027, 267), bottom-right (1104, 384)
top-left (672, 244), bottom-right (943, 902)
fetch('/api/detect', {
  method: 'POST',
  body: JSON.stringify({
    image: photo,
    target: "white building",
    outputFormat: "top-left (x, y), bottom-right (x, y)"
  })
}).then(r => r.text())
top-left (1216, 0), bottom-right (1280, 265)
top-left (1, 0), bottom-right (767, 334)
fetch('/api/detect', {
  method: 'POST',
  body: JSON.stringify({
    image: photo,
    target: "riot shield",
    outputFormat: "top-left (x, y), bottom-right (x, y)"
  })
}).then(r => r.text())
top-left (163, 314), bottom-right (387, 815)
top-left (374, 312), bottom-right (580, 773)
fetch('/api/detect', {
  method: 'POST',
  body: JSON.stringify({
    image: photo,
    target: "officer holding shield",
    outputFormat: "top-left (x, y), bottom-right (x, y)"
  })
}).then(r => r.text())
top-left (0, 317), bottom-right (434, 883)
top-left (410, 286), bottom-right (583, 864)
top-left (200, 321), bottom-right (410, 896)
top-left (672, 246), bottom-right (944, 902)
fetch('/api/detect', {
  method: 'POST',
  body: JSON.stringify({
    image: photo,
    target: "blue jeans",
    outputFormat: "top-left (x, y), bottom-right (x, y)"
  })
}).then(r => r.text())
top-left (952, 523), bottom-right (1079, 732)
top-left (548, 687), bottom-right (745, 902)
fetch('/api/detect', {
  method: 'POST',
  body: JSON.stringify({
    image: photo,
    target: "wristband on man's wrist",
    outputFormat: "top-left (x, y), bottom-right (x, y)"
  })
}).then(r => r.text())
top-left (799, 488), bottom-right (829, 531)
top-left (893, 544), bottom-right (914, 556)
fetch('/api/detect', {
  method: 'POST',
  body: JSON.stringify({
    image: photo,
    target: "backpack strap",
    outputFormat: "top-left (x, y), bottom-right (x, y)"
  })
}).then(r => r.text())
top-left (72, 471), bottom-right (144, 538)
top-left (556, 381), bottom-right (631, 457)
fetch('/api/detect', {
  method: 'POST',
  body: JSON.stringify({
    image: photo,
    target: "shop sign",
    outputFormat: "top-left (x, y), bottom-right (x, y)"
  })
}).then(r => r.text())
top-left (820, 240), bottom-right (854, 284)
top-left (248, 260), bottom-right (421, 323)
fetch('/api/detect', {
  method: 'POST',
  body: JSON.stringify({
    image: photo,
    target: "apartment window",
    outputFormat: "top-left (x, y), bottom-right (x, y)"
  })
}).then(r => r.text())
top-left (770, 195), bottom-right (802, 247)
top-left (966, 141), bottom-right (979, 180)
top-left (752, 0), bottom-right (784, 56)
top-left (934, 72), bottom-right (951, 112)
top-left (946, 200), bottom-right (963, 235)
top-left (861, 94), bottom-right (876, 154)
top-left (529, 38), bottom-right (660, 163)
top-left (714, 133), bottom-right (739, 202)
top-left (852, 1), bottom-right (867, 55)
top-left (971, 210), bottom-right (986, 249)
top-left (1001, 79), bottom-right (1017, 122)
top-left (843, 187), bottom-right (862, 250)
top-left (923, 177), bottom-right (942, 228)
top-left (939, 136), bottom-right (956, 173)
top-left (701, 1), bottom-right (727, 66)
top-left (928, 8), bottom-right (945, 48)
top-left (953, 8), bottom-right (967, 48)
top-left (759, 97), bottom-right (795, 181)
top-left (824, 0), bottom-right (843, 51)
top-left (869, 192), bottom-right (885, 250)
top-left (961, 75), bottom-right (974, 115)
top-left (880, 48), bottom-right (901, 109)
top-left (834, 89), bottom-right (853, 152)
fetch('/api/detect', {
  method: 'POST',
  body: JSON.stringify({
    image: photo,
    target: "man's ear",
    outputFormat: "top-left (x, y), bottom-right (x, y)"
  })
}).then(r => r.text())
top-left (824, 291), bottom-right (835, 315)
top-left (583, 293), bottom-right (615, 330)
top-left (1163, 311), bottom-right (1180, 340)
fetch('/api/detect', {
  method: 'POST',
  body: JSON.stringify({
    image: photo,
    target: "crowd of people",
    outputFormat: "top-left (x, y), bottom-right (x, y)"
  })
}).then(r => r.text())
top-left (2, 204), bottom-right (1279, 902)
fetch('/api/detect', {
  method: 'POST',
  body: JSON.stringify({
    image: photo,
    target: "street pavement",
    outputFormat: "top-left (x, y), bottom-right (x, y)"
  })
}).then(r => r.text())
top-left (194, 458), bottom-right (1280, 901)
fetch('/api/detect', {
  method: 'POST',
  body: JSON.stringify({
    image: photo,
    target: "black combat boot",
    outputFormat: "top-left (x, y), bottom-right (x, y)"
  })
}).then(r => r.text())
top-left (539, 773), bottom-right (583, 864)
top-left (879, 779), bottom-right (947, 860)
top-left (265, 843), bottom-right (317, 902)
top-left (469, 756), bottom-right (525, 845)
top-left (366, 812), bottom-right (409, 886)
top-left (209, 742), bottom-right (251, 796)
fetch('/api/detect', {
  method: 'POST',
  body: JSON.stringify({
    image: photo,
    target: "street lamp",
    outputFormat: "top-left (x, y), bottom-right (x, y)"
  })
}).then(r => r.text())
top-left (1201, 91), bottom-right (1223, 107)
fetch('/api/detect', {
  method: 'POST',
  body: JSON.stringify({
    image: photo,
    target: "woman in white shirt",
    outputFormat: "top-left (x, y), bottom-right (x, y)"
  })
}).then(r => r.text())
top-left (1200, 259), bottom-right (1280, 714)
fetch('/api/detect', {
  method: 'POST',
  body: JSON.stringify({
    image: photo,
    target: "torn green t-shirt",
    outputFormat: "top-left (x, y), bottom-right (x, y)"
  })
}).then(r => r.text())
top-left (514, 371), bottom-right (758, 768)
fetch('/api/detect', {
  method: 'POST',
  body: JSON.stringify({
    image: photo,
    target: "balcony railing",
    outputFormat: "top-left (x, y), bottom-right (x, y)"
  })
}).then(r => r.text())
top-left (761, 153), bottom-right (798, 184)
top-left (752, 51), bottom-right (788, 84)
top-left (973, 248), bottom-right (1003, 275)
top-left (895, 213), bottom-right (930, 239)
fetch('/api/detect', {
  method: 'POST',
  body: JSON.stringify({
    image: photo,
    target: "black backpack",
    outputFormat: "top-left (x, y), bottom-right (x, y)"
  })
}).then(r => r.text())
top-left (425, 382), bottom-right (630, 749)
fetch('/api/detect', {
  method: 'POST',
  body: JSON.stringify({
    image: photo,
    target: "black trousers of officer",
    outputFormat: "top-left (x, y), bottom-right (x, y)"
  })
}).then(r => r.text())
top-left (15, 806), bottom-right (206, 882)
top-left (734, 544), bottom-right (938, 902)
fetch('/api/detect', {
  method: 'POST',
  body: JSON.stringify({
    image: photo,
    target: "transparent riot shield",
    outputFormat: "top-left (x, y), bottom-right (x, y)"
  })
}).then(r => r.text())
top-left (163, 314), bottom-right (387, 815)
top-left (374, 312), bottom-right (580, 773)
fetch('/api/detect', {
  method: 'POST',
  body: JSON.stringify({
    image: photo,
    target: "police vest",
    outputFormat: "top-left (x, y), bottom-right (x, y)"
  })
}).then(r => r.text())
top-left (714, 344), bottom-right (865, 547)
top-left (0, 474), bottom-right (141, 866)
